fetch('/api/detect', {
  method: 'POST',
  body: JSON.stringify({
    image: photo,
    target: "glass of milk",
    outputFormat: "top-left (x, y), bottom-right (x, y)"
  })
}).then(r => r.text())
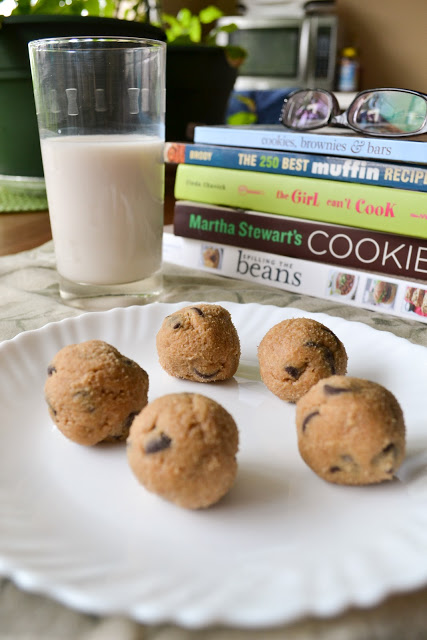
top-left (28, 37), bottom-right (166, 309)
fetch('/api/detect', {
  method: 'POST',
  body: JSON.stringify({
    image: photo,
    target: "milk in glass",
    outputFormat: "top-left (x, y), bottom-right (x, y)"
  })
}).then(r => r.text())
top-left (41, 134), bottom-right (164, 285)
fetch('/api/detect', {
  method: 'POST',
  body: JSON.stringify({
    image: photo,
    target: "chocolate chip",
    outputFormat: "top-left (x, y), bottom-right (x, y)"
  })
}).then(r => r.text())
top-left (371, 442), bottom-right (398, 467)
top-left (341, 454), bottom-right (355, 463)
top-left (302, 410), bottom-right (319, 432)
top-left (320, 326), bottom-right (338, 341)
top-left (323, 385), bottom-right (353, 396)
top-left (123, 411), bottom-right (139, 430)
top-left (284, 365), bottom-right (304, 379)
top-left (322, 348), bottom-right (336, 374)
top-left (47, 402), bottom-right (57, 416)
top-left (72, 390), bottom-right (96, 413)
top-left (329, 466), bottom-right (341, 473)
top-left (167, 314), bottom-right (182, 329)
top-left (47, 365), bottom-right (56, 376)
top-left (304, 341), bottom-right (336, 374)
top-left (191, 307), bottom-right (204, 316)
top-left (193, 367), bottom-right (220, 379)
top-left (145, 432), bottom-right (172, 454)
top-left (382, 443), bottom-right (396, 455)
top-left (73, 389), bottom-right (90, 398)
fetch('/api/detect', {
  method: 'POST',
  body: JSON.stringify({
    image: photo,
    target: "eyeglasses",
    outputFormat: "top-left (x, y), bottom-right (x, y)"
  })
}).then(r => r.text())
top-left (280, 88), bottom-right (427, 137)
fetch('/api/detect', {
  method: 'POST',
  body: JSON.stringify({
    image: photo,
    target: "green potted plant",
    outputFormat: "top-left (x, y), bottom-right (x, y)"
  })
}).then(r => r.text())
top-left (0, 0), bottom-right (165, 181)
top-left (159, 6), bottom-right (246, 140)
top-left (0, 1), bottom-right (244, 181)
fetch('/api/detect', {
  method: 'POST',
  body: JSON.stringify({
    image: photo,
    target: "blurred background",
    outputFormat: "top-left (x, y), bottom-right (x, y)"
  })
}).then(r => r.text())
top-left (161, 0), bottom-right (427, 93)
top-left (1, 0), bottom-right (426, 93)
top-left (1, 0), bottom-right (425, 181)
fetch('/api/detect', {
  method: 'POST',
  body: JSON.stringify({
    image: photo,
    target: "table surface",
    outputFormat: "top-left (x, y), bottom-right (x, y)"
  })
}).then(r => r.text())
top-left (1, 169), bottom-right (427, 640)
top-left (0, 209), bottom-right (51, 256)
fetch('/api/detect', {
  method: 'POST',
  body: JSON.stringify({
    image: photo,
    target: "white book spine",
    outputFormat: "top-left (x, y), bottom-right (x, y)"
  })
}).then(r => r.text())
top-left (162, 231), bottom-right (427, 325)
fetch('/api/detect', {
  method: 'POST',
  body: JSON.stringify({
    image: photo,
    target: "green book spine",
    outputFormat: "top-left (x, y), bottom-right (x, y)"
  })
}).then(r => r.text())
top-left (174, 165), bottom-right (427, 239)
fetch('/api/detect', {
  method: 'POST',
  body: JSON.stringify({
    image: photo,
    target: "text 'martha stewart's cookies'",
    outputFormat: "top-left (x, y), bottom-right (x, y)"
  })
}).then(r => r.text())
top-left (295, 376), bottom-right (406, 485)
top-left (258, 317), bottom-right (348, 403)
top-left (156, 303), bottom-right (240, 382)
top-left (127, 393), bottom-right (239, 509)
top-left (44, 339), bottom-right (149, 446)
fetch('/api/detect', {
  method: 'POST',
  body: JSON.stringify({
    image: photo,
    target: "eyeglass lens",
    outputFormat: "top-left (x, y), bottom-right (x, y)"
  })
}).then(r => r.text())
top-left (284, 90), bottom-right (333, 129)
top-left (283, 89), bottom-right (427, 136)
top-left (349, 90), bottom-right (427, 135)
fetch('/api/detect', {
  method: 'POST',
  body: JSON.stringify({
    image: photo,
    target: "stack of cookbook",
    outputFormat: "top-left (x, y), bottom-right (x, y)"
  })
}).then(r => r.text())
top-left (163, 121), bottom-right (427, 324)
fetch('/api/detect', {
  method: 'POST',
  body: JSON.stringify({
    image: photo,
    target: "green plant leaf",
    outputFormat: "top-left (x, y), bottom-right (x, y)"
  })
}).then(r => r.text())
top-left (19, 0), bottom-right (52, 14)
top-left (81, 0), bottom-right (102, 16)
top-left (161, 12), bottom-right (179, 26)
top-left (199, 5), bottom-right (223, 24)
top-left (123, 0), bottom-right (148, 21)
top-left (188, 15), bottom-right (201, 42)
top-left (176, 7), bottom-right (192, 28)
top-left (206, 23), bottom-right (239, 46)
top-left (103, 0), bottom-right (116, 17)
top-left (217, 22), bottom-right (238, 33)
top-left (30, 0), bottom-right (75, 15)
top-left (162, 13), bottom-right (184, 43)
top-left (225, 44), bottom-right (247, 60)
top-left (160, 4), bottom-right (247, 55)
top-left (8, 0), bottom-right (31, 14)
top-left (169, 34), bottom-right (193, 45)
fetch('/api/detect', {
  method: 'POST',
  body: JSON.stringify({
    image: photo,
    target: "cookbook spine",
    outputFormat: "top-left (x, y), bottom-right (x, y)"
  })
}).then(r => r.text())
top-left (164, 141), bottom-right (427, 193)
top-left (193, 125), bottom-right (427, 165)
top-left (173, 201), bottom-right (427, 281)
top-left (174, 164), bottom-right (427, 239)
top-left (162, 231), bottom-right (427, 325)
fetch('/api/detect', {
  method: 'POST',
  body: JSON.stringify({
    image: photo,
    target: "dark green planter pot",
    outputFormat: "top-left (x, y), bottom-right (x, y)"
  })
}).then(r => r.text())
top-left (166, 45), bottom-right (237, 142)
top-left (0, 15), bottom-right (166, 179)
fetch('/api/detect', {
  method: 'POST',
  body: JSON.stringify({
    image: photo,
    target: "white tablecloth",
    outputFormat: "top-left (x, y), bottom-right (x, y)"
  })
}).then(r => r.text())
top-left (1, 241), bottom-right (426, 640)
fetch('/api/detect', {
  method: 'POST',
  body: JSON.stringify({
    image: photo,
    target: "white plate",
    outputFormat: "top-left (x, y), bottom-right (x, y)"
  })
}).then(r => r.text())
top-left (1, 302), bottom-right (427, 629)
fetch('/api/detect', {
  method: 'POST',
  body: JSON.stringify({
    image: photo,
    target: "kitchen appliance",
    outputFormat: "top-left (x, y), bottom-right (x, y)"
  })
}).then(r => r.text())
top-left (216, 1), bottom-right (338, 91)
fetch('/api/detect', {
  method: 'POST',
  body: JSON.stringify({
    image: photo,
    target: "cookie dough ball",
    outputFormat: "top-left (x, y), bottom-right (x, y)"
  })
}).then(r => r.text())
top-left (156, 304), bottom-right (240, 382)
top-left (127, 393), bottom-right (239, 509)
top-left (258, 317), bottom-right (348, 403)
top-left (296, 376), bottom-right (406, 485)
top-left (44, 340), bottom-right (149, 446)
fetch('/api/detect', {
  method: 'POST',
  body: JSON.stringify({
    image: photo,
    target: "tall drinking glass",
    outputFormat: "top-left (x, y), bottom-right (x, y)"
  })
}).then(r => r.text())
top-left (29, 37), bottom-right (166, 309)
